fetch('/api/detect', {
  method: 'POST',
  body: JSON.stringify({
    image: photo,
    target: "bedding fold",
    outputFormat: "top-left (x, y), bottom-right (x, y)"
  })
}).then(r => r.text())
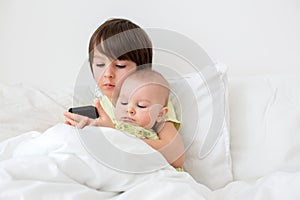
top-left (1, 123), bottom-right (300, 199)
top-left (0, 124), bottom-right (210, 199)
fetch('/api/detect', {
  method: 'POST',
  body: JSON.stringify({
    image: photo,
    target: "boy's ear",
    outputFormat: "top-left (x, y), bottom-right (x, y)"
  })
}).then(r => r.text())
top-left (157, 107), bottom-right (168, 122)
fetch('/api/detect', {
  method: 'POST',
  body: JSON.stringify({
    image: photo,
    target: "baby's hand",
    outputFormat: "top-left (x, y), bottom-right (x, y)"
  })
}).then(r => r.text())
top-left (64, 99), bottom-right (114, 129)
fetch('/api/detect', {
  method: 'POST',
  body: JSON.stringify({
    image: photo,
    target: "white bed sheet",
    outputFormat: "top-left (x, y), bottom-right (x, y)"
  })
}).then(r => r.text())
top-left (1, 124), bottom-right (300, 199)
top-left (1, 83), bottom-right (300, 199)
top-left (0, 83), bottom-right (72, 141)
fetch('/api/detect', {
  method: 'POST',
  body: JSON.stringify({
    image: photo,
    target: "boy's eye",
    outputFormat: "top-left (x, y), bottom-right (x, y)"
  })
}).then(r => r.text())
top-left (121, 102), bottom-right (128, 105)
top-left (116, 64), bottom-right (126, 68)
top-left (96, 63), bottom-right (105, 68)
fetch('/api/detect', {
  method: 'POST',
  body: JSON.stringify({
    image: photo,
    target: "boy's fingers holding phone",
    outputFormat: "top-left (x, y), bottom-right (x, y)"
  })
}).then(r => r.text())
top-left (64, 116), bottom-right (76, 127)
top-left (64, 111), bottom-right (90, 128)
top-left (64, 112), bottom-right (74, 125)
top-left (76, 116), bottom-right (90, 129)
top-left (66, 101), bottom-right (113, 128)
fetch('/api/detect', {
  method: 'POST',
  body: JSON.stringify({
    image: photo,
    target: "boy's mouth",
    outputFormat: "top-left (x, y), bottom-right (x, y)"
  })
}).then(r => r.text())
top-left (103, 83), bottom-right (115, 89)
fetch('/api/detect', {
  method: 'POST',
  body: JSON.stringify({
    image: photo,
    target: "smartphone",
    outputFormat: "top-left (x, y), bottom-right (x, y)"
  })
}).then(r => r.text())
top-left (68, 105), bottom-right (99, 119)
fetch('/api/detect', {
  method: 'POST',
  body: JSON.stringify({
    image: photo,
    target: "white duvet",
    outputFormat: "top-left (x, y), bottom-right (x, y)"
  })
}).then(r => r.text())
top-left (0, 124), bottom-right (211, 200)
top-left (1, 124), bottom-right (300, 200)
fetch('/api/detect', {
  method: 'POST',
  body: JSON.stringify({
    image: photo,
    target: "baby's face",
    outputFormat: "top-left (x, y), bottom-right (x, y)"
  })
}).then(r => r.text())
top-left (115, 79), bottom-right (168, 129)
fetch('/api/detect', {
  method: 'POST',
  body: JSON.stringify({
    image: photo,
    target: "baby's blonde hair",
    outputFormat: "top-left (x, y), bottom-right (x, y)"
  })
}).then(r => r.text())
top-left (112, 69), bottom-right (169, 106)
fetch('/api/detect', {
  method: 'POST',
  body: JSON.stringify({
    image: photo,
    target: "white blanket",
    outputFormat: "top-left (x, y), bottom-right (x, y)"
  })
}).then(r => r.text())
top-left (1, 124), bottom-right (300, 200)
top-left (0, 124), bottom-right (210, 199)
top-left (214, 171), bottom-right (300, 200)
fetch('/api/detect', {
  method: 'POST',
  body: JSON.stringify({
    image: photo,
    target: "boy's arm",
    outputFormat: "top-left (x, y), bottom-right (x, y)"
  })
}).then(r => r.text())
top-left (142, 121), bottom-right (185, 168)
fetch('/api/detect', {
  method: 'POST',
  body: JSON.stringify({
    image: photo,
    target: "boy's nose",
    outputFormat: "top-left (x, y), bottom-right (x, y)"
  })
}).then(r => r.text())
top-left (104, 64), bottom-right (114, 78)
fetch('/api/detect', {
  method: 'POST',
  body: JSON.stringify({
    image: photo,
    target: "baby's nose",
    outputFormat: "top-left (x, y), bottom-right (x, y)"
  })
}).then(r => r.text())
top-left (127, 105), bottom-right (135, 115)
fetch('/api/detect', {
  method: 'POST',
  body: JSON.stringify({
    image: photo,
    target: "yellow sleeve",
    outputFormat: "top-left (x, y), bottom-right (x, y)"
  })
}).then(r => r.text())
top-left (98, 96), bottom-right (116, 121)
top-left (166, 100), bottom-right (181, 130)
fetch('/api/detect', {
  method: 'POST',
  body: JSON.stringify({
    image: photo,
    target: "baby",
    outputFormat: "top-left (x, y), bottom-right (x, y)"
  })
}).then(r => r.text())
top-left (112, 69), bottom-right (170, 140)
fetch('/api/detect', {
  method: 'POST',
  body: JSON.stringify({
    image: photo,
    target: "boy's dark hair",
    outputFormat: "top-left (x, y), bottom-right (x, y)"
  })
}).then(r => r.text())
top-left (88, 18), bottom-right (153, 71)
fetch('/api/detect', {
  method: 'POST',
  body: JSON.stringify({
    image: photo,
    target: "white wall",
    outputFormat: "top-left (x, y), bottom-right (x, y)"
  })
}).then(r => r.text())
top-left (1, 0), bottom-right (300, 88)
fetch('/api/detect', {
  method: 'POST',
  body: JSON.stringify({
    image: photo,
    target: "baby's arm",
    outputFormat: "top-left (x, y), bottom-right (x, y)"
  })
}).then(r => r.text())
top-left (142, 122), bottom-right (185, 168)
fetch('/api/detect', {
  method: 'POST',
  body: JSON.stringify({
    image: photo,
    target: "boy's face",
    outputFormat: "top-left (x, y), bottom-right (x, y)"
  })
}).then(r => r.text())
top-left (115, 78), bottom-right (168, 129)
top-left (92, 50), bottom-right (137, 100)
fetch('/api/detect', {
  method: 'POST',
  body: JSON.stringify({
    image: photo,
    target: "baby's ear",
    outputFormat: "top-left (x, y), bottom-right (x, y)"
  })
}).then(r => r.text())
top-left (157, 107), bottom-right (168, 123)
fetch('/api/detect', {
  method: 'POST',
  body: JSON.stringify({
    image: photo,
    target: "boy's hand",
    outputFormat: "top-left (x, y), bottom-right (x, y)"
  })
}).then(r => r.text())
top-left (64, 99), bottom-right (114, 129)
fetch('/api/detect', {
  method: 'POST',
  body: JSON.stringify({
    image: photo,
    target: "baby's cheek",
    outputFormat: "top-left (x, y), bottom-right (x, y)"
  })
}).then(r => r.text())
top-left (114, 105), bottom-right (122, 120)
top-left (147, 105), bottom-right (162, 125)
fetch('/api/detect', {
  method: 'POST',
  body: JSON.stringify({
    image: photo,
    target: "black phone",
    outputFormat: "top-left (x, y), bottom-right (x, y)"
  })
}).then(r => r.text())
top-left (68, 106), bottom-right (99, 119)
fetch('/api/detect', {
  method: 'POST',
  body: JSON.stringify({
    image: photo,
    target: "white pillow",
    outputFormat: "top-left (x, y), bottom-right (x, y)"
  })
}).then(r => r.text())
top-left (229, 75), bottom-right (300, 180)
top-left (166, 63), bottom-right (232, 189)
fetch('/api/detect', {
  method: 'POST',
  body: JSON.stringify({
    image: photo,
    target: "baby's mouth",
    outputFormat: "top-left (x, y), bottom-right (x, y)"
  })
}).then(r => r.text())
top-left (121, 117), bottom-right (135, 123)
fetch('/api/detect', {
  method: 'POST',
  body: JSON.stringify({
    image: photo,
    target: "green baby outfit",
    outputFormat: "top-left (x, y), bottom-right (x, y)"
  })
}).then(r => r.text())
top-left (114, 120), bottom-right (159, 140)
